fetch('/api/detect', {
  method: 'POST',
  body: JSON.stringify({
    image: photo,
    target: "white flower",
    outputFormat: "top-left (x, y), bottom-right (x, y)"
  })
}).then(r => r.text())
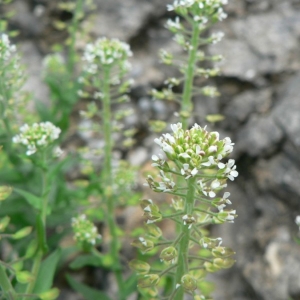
top-left (162, 142), bottom-right (175, 155)
top-left (296, 216), bottom-right (300, 226)
top-left (225, 159), bottom-right (239, 181)
top-left (166, 17), bottom-right (182, 31)
top-left (202, 156), bottom-right (215, 167)
top-left (208, 145), bottom-right (218, 153)
top-left (53, 146), bottom-right (63, 158)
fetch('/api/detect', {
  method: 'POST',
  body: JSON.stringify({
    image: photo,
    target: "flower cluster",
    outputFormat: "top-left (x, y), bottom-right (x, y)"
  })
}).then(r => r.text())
top-left (82, 37), bottom-right (132, 74)
top-left (154, 123), bottom-right (237, 178)
top-left (167, 0), bottom-right (228, 22)
top-left (0, 34), bottom-right (16, 61)
top-left (12, 122), bottom-right (61, 155)
top-left (71, 214), bottom-right (101, 250)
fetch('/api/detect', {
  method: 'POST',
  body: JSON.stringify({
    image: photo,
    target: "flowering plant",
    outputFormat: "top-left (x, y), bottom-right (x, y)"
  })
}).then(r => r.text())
top-left (151, 0), bottom-right (228, 130)
top-left (132, 122), bottom-right (237, 299)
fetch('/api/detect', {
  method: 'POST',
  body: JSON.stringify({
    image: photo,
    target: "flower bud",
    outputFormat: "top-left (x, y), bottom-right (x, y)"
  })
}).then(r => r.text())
top-left (140, 199), bottom-right (162, 224)
top-left (131, 237), bottom-right (154, 253)
top-left (204, 261), bottom-right (220, 273)
top-left (212, 246), bottom-right (235, 258)
top-left (137, 274), bottom-right (160, 288)
top-left (200, 237), bottom-right (222, 249)
top-left (182, 214), bottom-right (196, 228)
top-left (145, 224), bottom-right (162, 239)
top-left (160, 246), bottom-right (178, 263)
top-left (181, 274), bottom-right (197, 292)
top-left (129, 259), bottom-right (150, 275)
top-left (213, 257), bottom-right (235, 269)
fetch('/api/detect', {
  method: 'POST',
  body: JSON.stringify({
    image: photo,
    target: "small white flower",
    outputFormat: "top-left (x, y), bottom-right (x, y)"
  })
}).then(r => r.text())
top-left (208, 145), bottom-right (218, 153)
top-left (202, 156), bottom-right (215, 167)
top-left (225, 159), bottom-right (239, 181)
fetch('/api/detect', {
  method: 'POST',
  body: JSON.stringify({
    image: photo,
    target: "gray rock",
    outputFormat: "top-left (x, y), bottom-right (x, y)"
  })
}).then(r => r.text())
top-left (91, 0), bottom-right (170, 40)
top-left (235, 115), bottom-right (283, 157)
top-left (19, 41), bottom-right (49, 105)
top-left (224, 89), bottom-right (272, 128)
top-left (273, 72), bottom-right (300, 147)
top-left (254, 156), bottom-right (300, 208)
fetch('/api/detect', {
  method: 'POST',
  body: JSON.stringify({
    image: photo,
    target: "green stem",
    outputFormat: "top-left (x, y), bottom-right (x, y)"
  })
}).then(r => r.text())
top-left (180, 22), bottom-right (201, 129)
top-left (174, 177), bottom-right (196, 300)
top-left (22, 159), bottom-right (49, 300)
top-left (102, 67), bottom-right (125, 299)
top-left (0, 264), bottom-right (16, 300)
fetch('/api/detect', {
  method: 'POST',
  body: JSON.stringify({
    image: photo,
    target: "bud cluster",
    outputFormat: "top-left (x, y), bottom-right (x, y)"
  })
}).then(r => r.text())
top-left (82, 37), bottom-right (132, 74)
top-left (71, 214), bottom-right (102, 250)
top-left (12, 122), bottom-right (62, 156)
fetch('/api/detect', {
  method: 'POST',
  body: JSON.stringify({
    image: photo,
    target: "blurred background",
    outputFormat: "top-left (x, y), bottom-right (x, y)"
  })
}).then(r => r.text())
top-left (3, 0), bottom-right (300, 299)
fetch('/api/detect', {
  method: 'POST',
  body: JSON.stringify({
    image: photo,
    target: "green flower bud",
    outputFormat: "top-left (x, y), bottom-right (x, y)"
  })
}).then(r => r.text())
top-left (181, 274), bottom-right (197, 292)
top-left (160, 246), bottom-right (178, 263)
top-left (129, 259), bottom-right (150, 275)
top-left (200, 237), bottom-right (222, 249)
top-left (212, 246), bottom-right (235, 258)
top-left (137, 274), bottom-right (160, 288)
top-left (131, 237), bottom-right (154, 253)
top-left (204, 261), bottom-right (220, 273)
top-left (140, 199), bottom-right (162, 224)
top-left (145, 224), bottom-right (162, 239)
top-left (172, 197), bottom-right (184, 211)
top-left (213, 258), bottom-right (235, 269)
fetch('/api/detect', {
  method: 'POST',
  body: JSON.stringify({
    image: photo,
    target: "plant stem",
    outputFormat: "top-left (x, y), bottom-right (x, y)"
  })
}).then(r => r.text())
top-left (23, 159), bottom-right (49, 300)
top-left (173, 177), bottom-right (196, 300)
top-left (102, 67), bottom-right (125, 300)
top-left (180, 21), bottom-right (200, 130)
top-left (0, 264), bottom-right (16, 300)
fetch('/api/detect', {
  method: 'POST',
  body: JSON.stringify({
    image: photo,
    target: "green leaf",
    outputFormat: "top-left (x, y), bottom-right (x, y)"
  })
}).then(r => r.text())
top-left (12, 226), bottom-right (32, 239)
top-left (66, 274), bottom-right (111, 300)
top-left (33, 249), bottom-right (61, 294)
top-left (70, 254), bottom-right (102, 270)
top-left (13, 187), bottom-right (42, 210)
top-left (122, 274), bottom-right (137, 299)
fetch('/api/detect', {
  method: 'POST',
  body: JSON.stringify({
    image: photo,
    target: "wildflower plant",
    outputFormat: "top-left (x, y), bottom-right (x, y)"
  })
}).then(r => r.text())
top-left (131, 123), bottom-right (237, 299)
top-left (68, 37), bottom-right (139, 300)
top-left (151, 0), bottom-right (228, 129)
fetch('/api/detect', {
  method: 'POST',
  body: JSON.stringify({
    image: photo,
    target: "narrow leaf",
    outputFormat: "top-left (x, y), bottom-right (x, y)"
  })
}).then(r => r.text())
top-left (33, 249), bottom-right (61, 293)
top-left (13, 188), bottom-right (42, 210)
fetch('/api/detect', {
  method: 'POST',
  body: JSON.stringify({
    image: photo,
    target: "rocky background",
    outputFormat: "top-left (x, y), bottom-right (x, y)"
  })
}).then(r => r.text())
top-left (4, 0), bottom-right (300, 299)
